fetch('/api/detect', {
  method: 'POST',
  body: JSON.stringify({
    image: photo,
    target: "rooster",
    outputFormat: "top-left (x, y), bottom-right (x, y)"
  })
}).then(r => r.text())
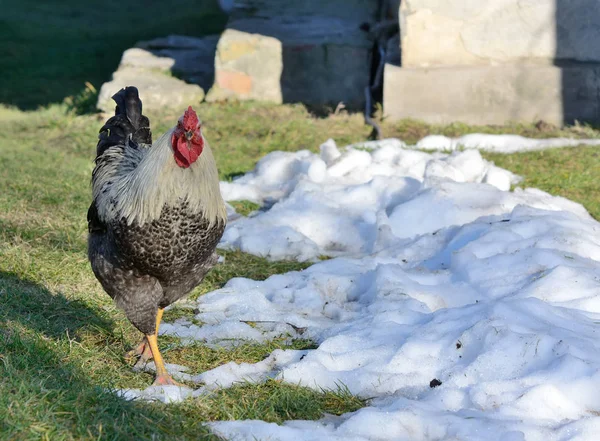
top-left (87, 87), bottom-right (227, 385)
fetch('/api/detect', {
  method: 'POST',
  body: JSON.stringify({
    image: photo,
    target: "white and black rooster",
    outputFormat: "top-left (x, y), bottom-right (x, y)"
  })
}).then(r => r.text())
top-left (88, 86), bottom-right (226, 385)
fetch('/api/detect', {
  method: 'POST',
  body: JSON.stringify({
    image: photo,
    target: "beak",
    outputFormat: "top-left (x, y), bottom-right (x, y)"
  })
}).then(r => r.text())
top-left (185, 130), bottom-right (193, 140)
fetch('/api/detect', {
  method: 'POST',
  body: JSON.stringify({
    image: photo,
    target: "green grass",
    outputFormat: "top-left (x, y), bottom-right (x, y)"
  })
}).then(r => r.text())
top-left (485, 147), bottom-right (600, 220)
top-left (0, 0), bottom-right (227, 110)
top-left (175, 379), bottom-right (364, 423)
top-left (164, 338), bottom-right (317, 375)
top-left (229, 200), bottom-right (262, 216)
top-left (196, 249), bottom-right (312, 299)
top-left (385, 118), bottom-right (600, 145)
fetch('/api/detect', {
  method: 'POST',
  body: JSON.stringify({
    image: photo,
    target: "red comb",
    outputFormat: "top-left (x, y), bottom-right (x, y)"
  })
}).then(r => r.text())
top-left (182, 106), bottom-right (199, 130)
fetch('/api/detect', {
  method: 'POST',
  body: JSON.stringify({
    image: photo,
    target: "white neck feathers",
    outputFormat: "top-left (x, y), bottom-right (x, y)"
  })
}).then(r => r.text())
top-left (93, 129), bottom-right (227, 226)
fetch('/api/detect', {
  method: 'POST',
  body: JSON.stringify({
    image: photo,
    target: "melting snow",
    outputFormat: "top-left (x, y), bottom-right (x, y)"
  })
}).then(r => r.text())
top-left (415, 133), bottom-right (600, 153)
top-left (218, 138), bottom-right (586, 262)
top-left (128, 137), bottom-right (600, 441)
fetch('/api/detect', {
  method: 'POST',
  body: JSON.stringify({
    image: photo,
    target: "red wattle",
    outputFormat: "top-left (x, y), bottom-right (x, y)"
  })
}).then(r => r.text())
top-left (171, 132), bottom-right (204, 168)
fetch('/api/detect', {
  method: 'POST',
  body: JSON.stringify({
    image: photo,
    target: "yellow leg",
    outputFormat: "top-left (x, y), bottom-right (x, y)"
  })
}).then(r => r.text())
top-left (155, 307), bottom-right (164, 335)
top-left (146, 333), bottom-right (179, 386)
top-left (126, 308), bottom-right (165, 362)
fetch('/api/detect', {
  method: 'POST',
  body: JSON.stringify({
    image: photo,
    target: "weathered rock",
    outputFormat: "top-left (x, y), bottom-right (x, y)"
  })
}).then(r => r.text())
top-left (97, 35), bottom-right (218, 112)
top-left (383, 63), bottom-right (600, 125)
top-left (400, 0), bottom-right (600, 67)
top-left (208, 0), bottom-right (377, 110)
top-left (207, 29), bottom-right (283, 103)
top-left (97, 68), bottom-right (205, 113)
top-left (118, 48), bottom-right (175, 72)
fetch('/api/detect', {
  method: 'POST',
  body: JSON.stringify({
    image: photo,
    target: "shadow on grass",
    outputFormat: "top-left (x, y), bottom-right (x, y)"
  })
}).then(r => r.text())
top-left (0, 271), bottom-right (110, 339)
top-left (0, 272), bottom-right (217, 440)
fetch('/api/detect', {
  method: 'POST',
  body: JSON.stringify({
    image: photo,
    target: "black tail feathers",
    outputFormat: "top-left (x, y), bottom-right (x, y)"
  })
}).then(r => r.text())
top-left (113, 87), bottom-right (143, 128)
top-left (96, 86), bottom-right (152, 157)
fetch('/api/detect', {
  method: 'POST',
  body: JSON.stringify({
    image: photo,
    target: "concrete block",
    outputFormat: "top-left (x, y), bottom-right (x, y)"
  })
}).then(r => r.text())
top-left (383, 63), bottom-right (600, 125)
top-left (207, 29), bottom-right (283, 103)
top-left (400, 0), bottom-right (600, 67)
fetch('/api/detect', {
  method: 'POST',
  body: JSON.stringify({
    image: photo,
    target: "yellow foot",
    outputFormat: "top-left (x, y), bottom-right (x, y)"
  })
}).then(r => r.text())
top-left (153, 374), bottom-right (181, 386)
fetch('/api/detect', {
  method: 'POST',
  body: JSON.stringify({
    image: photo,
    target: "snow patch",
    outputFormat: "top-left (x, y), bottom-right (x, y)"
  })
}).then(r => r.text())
top-left (416, 133), bottom-right (600, 153)
top-left (119, 136), bottom-right (600, 441)
top-left (219, 139), bottom-right (589, 261)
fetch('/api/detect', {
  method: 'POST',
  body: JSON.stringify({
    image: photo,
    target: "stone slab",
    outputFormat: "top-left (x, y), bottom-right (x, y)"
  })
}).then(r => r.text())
top-left (400, 0), bottom-right (600, 67)
top-left (383, 63), bottom-right (600, 125)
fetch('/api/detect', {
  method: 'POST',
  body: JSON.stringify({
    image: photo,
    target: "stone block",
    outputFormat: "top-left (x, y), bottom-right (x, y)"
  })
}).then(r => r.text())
top-left (383, 63), bottom-right (600, 125)
top-left (208, 0), bottom-right (377, 110)
top-left (207, 29), bottom-right (283, 103)
top-left (97, 68), bottom-right (205, 113)
top-left (400, 0), bottom-right (600, 67)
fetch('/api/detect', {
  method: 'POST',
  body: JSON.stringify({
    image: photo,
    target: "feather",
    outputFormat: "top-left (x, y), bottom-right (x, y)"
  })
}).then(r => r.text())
top-left (86, 201), bottom-right (106, 234)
